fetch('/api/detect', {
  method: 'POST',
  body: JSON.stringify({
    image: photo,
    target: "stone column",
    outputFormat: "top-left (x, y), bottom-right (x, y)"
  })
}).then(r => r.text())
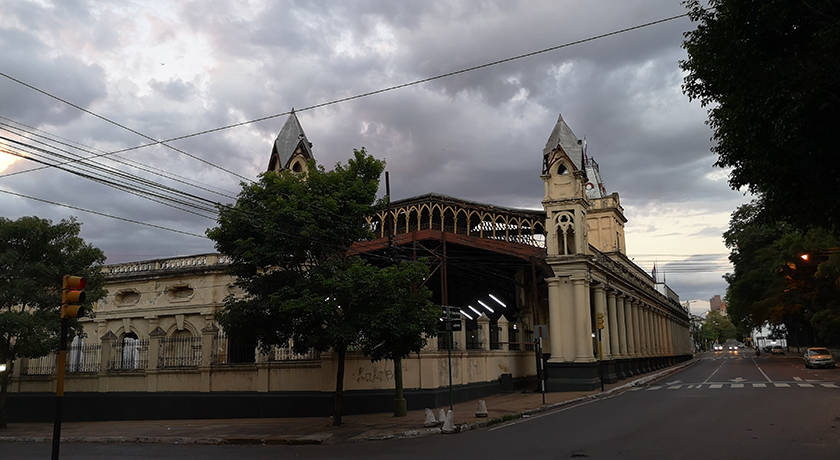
top-left (200, 323), bottom-right (217, 392)
top-left (478, 314), bottom-right (491, 351)
top-left (631, 299), bottom-right (642, 357)
top-left (616, 294), bottom-right (627, 357)
top-left (455, 317), bottom-right (466, 351)
top-left (546, 277), bottom-right (565, 361)
top-left (97, 331), bottom-right (116, 392)
top-left (593, 284), bottom-right (610, 359)
top-left (644, 307), bottom-right (653, 356)
top-left (659, 315), bottom-right (666, 355)
top-left (560, 278), bottom-right (576, 361)
top-left (573, 277), bottom-right (595, 362)
top-left (498, 315), bottom-right (509, 350)
top-left (606, 290), bottom-right (619, 359)
top-left (623, 295), bottom-right (634, 357)
top-left (639, 308), bottom-right (651, 356)
top-left (99, 331), bottom-right (116, 374)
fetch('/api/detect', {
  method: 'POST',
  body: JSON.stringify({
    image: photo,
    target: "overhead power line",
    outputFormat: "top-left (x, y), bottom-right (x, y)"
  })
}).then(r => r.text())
top-left (0, 10), bottom-right (698, 179)
top-left (0, 187), bottom-right (209, 239)
top-left (0, 117), bottom-right (237, 199)
top-left (0, 72), bottom-right (254, 183)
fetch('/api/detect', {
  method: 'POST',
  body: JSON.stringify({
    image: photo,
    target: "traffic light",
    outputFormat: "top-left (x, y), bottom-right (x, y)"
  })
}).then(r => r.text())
top-left (61, 275), bottom-right (86, 318)
top-left (596, 312), bottom-right (605, 330)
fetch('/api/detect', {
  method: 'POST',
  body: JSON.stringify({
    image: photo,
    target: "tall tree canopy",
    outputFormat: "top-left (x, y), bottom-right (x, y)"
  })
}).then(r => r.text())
top-left (208, 149), bottom-right (435, 424)
top-left (683, 0), bottom-right (840, 345)
top-left (0, 216), bottom-right (106, 428)
top-left (682, 0), bottom-right (840, 229)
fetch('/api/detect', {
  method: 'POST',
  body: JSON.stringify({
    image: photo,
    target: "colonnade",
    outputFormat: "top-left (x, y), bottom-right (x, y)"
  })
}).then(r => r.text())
top-left (545, 276), bottom-right (691, 366)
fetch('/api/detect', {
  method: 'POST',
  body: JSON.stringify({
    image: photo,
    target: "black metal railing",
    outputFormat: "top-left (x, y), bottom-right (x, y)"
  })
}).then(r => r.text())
top-left (109, 339), bottom-right (149, 370)
top-left (159, 336), bottom-right (202, 368)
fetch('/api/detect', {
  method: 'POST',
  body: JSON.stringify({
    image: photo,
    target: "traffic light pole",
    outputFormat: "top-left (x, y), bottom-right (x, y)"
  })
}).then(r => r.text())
top-left (52, 318), bottom-right (68, 460)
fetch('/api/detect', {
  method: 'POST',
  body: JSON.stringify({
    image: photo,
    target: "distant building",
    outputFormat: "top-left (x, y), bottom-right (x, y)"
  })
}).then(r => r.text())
top-left (709, 295), bottom-right (727, 315)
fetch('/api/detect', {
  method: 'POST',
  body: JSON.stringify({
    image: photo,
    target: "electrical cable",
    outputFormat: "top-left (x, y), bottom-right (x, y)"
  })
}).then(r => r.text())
top-left (0, 9), bottom-right (700, 179)
top-left (0, 118), bottom-right (237, 199)
top-left (0, 187), bottom-right (209, 238)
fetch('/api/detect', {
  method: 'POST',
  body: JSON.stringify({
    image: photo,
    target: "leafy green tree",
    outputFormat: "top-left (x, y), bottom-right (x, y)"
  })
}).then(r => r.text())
top-left (702, 311), bottom-right (737, 344)
top-left (209, 149), bottom-right (435, 424)
top-left (359, 261), bottom-right (438, 417)
top-left (0, 217), bottom-right (105, 428)
top-left (682, 0), bottom-right (840, 230)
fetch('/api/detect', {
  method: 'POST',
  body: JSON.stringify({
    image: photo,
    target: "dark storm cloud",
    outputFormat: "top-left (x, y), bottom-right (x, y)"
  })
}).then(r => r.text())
top-left (0, 0), bottom-right (743, 309)
top-left (0, 28), bottom-right (106, 126)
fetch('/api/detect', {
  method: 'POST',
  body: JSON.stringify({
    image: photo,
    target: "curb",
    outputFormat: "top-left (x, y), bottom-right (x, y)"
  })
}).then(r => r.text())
top-left (444, 357), bottom-right (700, 434)
top-left (0, 433), bottom-right (334, 446)
top-left (0, 359), bottom-right (698, 445)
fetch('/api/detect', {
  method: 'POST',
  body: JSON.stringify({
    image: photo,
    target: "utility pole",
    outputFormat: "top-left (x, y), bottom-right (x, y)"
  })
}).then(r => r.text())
top-left (530, 260), bottom-right (543, 400)
top-left (441, 233), bottom-right (453, 410)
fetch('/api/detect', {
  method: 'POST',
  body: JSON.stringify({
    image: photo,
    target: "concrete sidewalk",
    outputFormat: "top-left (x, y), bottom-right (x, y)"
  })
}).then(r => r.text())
top-left (0, 360), bottom-right (695, 446)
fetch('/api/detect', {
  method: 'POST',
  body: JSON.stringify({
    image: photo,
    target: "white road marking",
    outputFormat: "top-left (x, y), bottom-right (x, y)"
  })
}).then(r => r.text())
top-left (667, 385), bottom-right (682, 390)
top-left (797, 383), bottom-right (814, 388)
top-left (821, 383), bottom-right (838, 388)
top-left (731, 383), bottom-right (744, 388)
top-left (752, 383), bottom-right (766, 388)
top-left (730, 377), bottom-right (746, 382)
top-left (774, 383), bottom-right (790, 388)
top-left (665, 380), bottom-right (681, 386)
top-left (488, 397), bottom-right (602, 431)
top-left (794, 376), bottom-right (803, 381)
top-left (646, 386), bottom-right (662, 391)
top-left (752, 358), bottom-right (772, 383)
top-left (709, 384), bottom-right (722, 389)
top-left (704, 359), bottom-right (726, 384)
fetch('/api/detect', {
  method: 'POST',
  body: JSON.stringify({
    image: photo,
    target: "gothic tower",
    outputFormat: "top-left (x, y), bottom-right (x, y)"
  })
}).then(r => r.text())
top-left (267, 111), bottom-right (315, 174)
top-left (541, 113), bottom-right (590, 258)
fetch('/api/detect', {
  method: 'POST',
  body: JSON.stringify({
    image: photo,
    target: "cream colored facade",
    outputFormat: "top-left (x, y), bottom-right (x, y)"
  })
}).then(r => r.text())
top-left (9, 111), bottom-right (691, 406)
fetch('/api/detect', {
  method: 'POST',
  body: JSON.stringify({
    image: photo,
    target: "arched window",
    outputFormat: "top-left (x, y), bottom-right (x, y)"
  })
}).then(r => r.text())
top-left (556, 212), bottom-right (576, 255)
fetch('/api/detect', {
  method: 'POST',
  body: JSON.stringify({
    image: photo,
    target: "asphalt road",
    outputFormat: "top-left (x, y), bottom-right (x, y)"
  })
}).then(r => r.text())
top-left (5, 352), bottom-right (840, 459)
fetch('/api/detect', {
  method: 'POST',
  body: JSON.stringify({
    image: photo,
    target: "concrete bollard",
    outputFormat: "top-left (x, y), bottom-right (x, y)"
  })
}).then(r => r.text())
top-left (441, 409), bottom-right (457, 434)
top-left (436, 408), bottom-right (446, 425)
top-left (423, 408), bottom-right (438, 427)
top-left (475, 399), bottom-right (488, 418)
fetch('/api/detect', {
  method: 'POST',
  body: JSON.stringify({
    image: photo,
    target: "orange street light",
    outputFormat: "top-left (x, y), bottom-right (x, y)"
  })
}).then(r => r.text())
top-left (800, 254), bottom-right (810, 262)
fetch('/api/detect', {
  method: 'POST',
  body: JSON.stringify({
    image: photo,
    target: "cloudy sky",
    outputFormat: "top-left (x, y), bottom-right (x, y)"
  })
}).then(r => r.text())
top-left (0, 0), bottom-right (744, 306)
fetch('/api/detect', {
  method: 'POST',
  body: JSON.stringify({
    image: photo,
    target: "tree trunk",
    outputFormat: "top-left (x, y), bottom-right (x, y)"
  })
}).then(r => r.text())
top-left (393, 357), bottom-right (406, 417)
top-left (333, 347), bottom-right (346, 426)
top-left (0, 361), bottom-right (11, 429)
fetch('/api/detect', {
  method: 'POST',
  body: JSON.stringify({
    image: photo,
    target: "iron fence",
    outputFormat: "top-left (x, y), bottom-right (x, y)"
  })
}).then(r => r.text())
top-left (23, 354), bottom-right (55, 375)
top-left (108, 339), bottom-right (149, 370)
top-left (490, 325), bottom-right (502, 350)
top-left (22, 343), bottom-right (101, 375)
top-left (158, 336), bottom-right (202, 368)
top-left (269, 344), bottom-right (319, 361)
top-left (67, 343), bottom-right (101, 373)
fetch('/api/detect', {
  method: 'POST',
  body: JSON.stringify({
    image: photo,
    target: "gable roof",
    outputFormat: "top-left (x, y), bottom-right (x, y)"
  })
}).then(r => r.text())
top-left (542, 113), bottom-right (583, 172)
top-left (268, 111), bottom-right (314, 171)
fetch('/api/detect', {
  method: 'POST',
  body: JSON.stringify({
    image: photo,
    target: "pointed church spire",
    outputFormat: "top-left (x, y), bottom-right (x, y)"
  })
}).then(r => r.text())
top-left (267, 111), bottom-right (315, 173)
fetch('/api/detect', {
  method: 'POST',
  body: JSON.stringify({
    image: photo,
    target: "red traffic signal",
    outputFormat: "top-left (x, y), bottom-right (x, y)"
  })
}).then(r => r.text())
top-left (61, 275), bottom-right (86, 318)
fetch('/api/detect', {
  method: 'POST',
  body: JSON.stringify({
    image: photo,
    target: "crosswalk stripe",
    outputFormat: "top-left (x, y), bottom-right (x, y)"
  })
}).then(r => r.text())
top-left (646, 386), bottom-right (662, 391)
top-left (821, 383), bottom-right (838, 388)
top-left (731, 383), bottom-right (744, 388)
top-left (752, 383), bottom-right (766, 388)
top-left (794, 377), bottom-right (803, 381)
top-left (774, 383), bottom-right (790, 388)
top-left (709, 384), bottom-right (722, 389)
top-left (667, 385), bottom-right (681, 390)
top-left (798, 383), bottom-right (814, 388)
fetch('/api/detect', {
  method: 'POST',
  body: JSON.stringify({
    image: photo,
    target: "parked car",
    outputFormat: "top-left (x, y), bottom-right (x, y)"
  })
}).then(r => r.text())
top-left (771, 345), bottom-right (785, 355)
top-left (804, 347), bottom-right (836, 369)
